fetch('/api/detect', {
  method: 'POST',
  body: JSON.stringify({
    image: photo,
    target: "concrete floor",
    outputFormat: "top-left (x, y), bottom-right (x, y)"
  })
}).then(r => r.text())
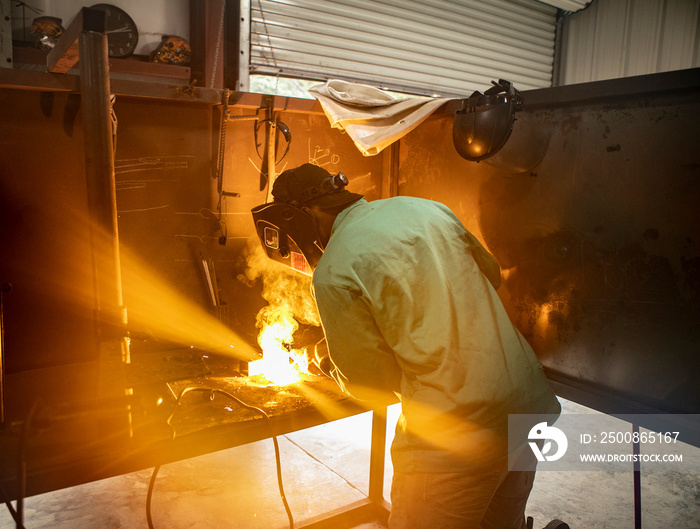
top-left (1, 398), bottom-right (698, 529)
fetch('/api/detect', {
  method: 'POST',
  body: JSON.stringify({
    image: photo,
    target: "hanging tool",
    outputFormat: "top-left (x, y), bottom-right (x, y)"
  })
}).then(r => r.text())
top-left (255, 95), bottom-right (291, 197)
top-left (213, 89), bottom-right (257, 245)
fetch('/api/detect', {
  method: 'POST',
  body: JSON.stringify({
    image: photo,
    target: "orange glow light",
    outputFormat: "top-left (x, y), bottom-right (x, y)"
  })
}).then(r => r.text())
top-left (248, 317), bottom-right (310, 386)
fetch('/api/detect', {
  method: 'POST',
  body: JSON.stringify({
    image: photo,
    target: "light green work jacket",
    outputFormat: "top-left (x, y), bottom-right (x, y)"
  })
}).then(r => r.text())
top-left (312, 197), bottom-right (561, 472)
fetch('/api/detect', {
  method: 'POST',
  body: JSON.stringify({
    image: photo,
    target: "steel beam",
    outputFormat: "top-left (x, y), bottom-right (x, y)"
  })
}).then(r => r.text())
top-left (47, 7), bottom-right (106, 74)
top-left (190, 0), bottom-right (226, 89)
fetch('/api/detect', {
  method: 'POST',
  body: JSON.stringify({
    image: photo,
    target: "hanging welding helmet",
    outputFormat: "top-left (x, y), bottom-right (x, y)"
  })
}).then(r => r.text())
top-left (453, 79), bottom-right (524, 162)
top-left (251, 164), bottom-right (363, 276)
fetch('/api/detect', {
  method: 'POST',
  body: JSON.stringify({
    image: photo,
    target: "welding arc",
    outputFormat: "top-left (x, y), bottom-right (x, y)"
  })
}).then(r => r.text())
top-left (145, 387), bottom-right (294, 529)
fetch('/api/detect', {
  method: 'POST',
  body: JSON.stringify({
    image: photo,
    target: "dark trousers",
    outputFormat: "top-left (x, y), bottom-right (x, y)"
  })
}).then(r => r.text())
top-left (388, 448), bottom-right (537, 529)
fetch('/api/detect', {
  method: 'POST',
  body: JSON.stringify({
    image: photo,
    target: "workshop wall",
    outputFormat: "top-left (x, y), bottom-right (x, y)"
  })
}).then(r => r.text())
top-left (213, 102), bottom-right (386, 346)
top-left (399, 78), bottom-right (700, 416)
top-left (0, 89), bottom-right (98, 372)
top-left (2, 71), bottom-right (698, 425)
top-left (0, 87), bottom-right (386, 416)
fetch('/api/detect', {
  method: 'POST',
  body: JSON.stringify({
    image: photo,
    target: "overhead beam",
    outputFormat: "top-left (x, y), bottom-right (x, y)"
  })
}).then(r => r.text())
top-left (47, 7), bottom-right (106, 74)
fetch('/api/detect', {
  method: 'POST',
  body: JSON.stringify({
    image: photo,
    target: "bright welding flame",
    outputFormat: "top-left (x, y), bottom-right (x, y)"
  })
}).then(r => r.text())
top-left (249, 313), bottom-right (309, 385)
top-left (241, 242), bottom-right (319, 385)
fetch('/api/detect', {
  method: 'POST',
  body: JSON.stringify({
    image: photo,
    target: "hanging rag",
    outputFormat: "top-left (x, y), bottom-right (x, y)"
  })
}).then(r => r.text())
top-left (308, 80), bottom-right (456, 156)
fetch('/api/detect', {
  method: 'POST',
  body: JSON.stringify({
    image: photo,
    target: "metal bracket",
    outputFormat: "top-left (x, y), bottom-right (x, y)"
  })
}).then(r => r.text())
top-left (0, 0), bottom-right (12, 69)
top-left (46, 7), bottom-right (106, 73)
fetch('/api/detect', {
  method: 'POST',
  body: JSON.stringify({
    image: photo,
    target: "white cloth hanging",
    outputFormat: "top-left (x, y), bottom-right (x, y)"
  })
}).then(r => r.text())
top-left (309, 80), bottom-right (456, 156)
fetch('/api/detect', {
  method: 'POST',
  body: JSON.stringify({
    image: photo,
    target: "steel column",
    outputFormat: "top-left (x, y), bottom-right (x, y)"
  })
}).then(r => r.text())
top-left (369, 406), bottom-right (391, 523)
top-left (78, 29), bottom-right (127, 341)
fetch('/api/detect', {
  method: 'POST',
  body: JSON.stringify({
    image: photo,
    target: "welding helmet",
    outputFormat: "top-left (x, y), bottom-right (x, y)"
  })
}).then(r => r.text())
top-left (251, 164), bottom-right (363, 276)
top-left (453, 79), bottom-right (524, 162)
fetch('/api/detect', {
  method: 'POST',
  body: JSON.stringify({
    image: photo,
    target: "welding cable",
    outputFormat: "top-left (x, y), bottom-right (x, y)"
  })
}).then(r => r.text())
top-left (254, 118), bottom-right (292, 163)
top-left (146, 387), bottom-right (294, 529)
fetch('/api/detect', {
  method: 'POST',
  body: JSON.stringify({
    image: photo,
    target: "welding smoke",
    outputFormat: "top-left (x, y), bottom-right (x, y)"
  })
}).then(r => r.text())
top-left (237, 241), bottom-right (320, 337)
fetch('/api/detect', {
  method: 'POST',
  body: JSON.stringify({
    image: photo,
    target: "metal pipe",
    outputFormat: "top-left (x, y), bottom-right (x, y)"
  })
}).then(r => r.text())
top-left (78, 26), bottom-right (132, 439)
top-left (633, 423), bottom-right (642, 529)
top-left (78, 30), bottom-right (127, 343)
top-left (368, 407), bottom-right (388, 506)
top-left (0, 283), bottom-right (9, 426)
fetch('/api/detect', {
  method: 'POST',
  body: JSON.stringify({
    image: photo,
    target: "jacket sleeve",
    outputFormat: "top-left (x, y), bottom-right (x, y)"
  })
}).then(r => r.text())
top-left (463, 230), bottom-right (502, 290)
top-left (313, 281), bottom-right (401, 402)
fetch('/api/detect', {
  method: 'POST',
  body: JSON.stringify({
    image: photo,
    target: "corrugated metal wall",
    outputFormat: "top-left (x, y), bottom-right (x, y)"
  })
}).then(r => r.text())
top-left (558, 0), bottom-right (700, 85)
top-left (249, 0), bottom-right (558, 97)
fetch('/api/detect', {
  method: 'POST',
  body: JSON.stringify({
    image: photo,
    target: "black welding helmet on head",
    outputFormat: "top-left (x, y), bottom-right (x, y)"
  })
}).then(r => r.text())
top-left (251, 163), bottom-right (363, 276)
top-left (453, 79), bottom-right (524, 162)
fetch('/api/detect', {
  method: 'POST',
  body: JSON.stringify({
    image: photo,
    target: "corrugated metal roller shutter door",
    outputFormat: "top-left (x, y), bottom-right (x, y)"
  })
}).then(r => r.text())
top-left (250, 0), bottom-right (558, 97)
top-left (558, 0), bottom-right (700, 85)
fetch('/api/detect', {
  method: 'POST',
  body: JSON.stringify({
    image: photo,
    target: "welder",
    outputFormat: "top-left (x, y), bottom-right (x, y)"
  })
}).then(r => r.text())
top-left (252, 163), bottom-right (561, 529)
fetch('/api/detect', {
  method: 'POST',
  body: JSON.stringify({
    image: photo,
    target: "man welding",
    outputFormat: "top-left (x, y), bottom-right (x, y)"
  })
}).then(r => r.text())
top-left (251, 163), bottom-right (561, 529)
